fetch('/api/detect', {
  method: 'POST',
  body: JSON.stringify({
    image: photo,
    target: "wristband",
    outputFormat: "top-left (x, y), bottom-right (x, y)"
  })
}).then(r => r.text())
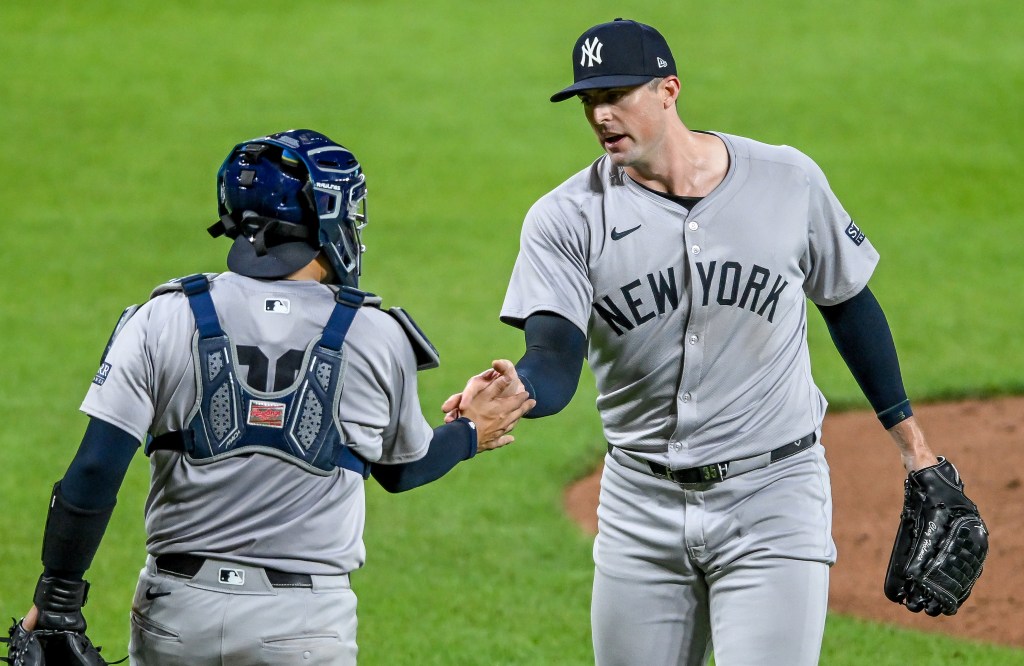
top-left (877, 399), bottom-right (913, 430)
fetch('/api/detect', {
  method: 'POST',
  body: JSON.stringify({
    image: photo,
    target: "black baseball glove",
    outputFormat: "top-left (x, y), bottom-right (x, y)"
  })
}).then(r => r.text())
top-left (2, 576), bottom-right (123, 666)
top-left (884, 457), bottom-right (988, 616)
top-left (1, 621), bottom-right (116, 666)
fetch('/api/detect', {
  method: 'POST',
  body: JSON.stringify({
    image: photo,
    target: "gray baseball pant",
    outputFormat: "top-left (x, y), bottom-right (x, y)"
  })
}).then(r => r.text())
top-left (592, 443), bottom-right (834, 665)
top-left (128, 556), bottom-right (357, 665)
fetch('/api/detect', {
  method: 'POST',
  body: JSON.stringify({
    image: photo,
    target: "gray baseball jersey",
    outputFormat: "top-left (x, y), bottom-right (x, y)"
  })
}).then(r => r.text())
top-left (502, 132), bottom-right (878, 465)
top-left (81, 272), bottom-right (433, 575)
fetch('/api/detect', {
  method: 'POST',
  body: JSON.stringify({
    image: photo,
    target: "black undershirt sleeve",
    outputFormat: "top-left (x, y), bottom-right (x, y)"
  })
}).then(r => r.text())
top-left (42, 417), bottom-right (140, 579)
top-left (515, 313), bottom-right (587, 418)
top-left (816, 286), bottom-right (913, 428)
top-left (371, 418), bottom-right (477, 493)
top-left (61, 418), bottom-right (140, 509)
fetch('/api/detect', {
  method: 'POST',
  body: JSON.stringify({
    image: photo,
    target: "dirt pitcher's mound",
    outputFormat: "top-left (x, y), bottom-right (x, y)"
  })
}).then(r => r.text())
top-left (564, 397), bottom-right (1023, 648)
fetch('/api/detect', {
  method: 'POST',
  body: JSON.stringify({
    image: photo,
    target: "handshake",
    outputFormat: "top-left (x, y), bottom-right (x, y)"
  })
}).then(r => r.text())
top-left (442, 360), bottom-right (535, 453)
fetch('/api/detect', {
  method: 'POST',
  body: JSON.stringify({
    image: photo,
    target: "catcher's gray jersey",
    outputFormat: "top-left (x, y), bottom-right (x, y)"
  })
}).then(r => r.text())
top-left (81, 272), bottom-right (433, 575)
top-left (502, 132), bottom-right (878, 466)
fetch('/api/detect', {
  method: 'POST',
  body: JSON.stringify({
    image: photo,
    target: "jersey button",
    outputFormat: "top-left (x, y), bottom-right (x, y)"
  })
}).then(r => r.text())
top-left (691, 245), bottom-right (701, 255)
top-left (688, 221), bottom-right (699, 231)
top-left (670, 441), bottom-right (682, 452)
top-left (682, 392), bottom-right (692, 403)
top-left (689, 334), bottom-right (699, 345)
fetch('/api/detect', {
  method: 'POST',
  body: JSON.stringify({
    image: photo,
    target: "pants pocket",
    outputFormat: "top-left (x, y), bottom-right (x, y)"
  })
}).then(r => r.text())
top-left (261, 632), bottom-right (341, 650)
top-left (130, 610), bottom-right (187, 665)
top-left (131, 610), bottom-right (181, 641)
top-left (260, 632), bottom-right (354, 666)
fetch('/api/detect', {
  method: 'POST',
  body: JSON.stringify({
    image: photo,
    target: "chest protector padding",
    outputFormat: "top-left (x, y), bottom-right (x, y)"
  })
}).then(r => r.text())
top-left (174, 273), bottom-right (369, 477)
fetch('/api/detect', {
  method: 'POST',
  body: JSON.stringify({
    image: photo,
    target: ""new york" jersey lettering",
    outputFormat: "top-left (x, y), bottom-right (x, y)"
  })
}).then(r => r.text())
top-left (593, 261), bottom-right (789, 336)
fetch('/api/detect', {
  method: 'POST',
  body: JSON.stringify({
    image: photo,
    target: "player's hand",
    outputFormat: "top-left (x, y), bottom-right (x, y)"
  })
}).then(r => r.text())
top-left (441, 371), bottom-right (497, 423)
top-left (21, 604), bottom-right (39, 631)
top-left (447, 360), bottom-right (534, 452)
top-left (442, 359), bottom-right (527, 422)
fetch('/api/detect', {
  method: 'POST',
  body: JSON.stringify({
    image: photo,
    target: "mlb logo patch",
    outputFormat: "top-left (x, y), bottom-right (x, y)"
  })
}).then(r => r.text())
top-left (264, 298), bottom-right (290, 314)
top-left (93, 362), bottom-right (112, 386)
top-left (845, 220), bottom-right (866, 246)
top-left (219, 568), bottom-right (245, 586)
top-left (248, 400), bottom-right (286, 428)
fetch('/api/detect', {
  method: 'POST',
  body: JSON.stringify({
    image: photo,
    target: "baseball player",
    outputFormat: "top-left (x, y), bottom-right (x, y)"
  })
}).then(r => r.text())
top-left (6, 129), bottom-right (533, 666)
top-left (445, 18), bottom-right (986, 666)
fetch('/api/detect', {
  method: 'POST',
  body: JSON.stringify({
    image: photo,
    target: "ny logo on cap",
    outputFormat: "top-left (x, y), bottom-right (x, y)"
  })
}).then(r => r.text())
top-left (580, 37), bottom-right (603, 67)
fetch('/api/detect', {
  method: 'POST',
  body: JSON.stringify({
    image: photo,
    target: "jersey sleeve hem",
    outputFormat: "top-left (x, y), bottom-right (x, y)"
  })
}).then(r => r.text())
top-left (807, 271), bottom-right (875, 307)
top-left (372, 418), bottom-right (434, 465)
top-left (79, 404), bottom-right (149, 443)
top-left (500, 304), bottom-right (588, 336)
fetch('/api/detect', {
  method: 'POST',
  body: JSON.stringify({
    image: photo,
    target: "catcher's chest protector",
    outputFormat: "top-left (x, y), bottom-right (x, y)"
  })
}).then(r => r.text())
top-left (150, 274), bottom-right (369, 477)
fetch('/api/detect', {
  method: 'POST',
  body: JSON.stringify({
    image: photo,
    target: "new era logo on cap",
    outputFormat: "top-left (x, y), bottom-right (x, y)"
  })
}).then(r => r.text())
top-left (551, 18), bottom-right (677, 102)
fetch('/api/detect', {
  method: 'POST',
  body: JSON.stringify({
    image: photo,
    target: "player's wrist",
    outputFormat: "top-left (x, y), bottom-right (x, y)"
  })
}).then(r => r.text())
top-left (453, 417), bottom-right (478, 457)
top-left (877, 399), bottom-right (913, 429)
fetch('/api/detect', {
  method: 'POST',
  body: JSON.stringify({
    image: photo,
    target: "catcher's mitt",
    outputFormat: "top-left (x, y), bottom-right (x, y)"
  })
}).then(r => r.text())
top-left (1, 620), bottom-right (120, 666)
top-left (884, 457), bottom-right (988, 616)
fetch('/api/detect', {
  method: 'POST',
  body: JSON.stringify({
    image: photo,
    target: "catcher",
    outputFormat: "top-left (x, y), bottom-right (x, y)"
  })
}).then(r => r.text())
top-left (4, 129), bottom-right (533, 665)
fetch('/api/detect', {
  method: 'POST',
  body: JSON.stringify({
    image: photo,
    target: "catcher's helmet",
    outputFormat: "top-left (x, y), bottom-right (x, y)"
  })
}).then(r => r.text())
top-left (210, 129), bottom-right (367, 287)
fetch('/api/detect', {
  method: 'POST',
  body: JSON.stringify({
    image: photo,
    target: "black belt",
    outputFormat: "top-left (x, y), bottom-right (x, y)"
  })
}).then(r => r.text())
top-left (610, 432), bottom-right (817, 484)
top-left (155, 554), bottom-right (313, 588)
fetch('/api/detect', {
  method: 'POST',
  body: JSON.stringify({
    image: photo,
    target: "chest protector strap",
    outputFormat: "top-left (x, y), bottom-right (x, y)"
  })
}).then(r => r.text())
top-left (148, 274), bottom-right (371, 478)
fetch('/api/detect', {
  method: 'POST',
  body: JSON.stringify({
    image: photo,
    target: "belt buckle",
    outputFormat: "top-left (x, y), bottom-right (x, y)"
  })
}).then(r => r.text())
top-left (696, 462), bottom-right (729, 482)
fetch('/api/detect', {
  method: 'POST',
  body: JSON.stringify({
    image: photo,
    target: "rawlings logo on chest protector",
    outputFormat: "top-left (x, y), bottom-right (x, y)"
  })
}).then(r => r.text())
top-left (247, 400), bottom-right (286, 428)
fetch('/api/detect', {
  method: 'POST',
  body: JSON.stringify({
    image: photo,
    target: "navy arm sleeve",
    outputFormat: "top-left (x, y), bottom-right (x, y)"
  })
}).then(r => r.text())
top-left (816, 286), bottom-right (913, 428)
top-left (42, 417), bottom-right (140, 579)
top-left (61, 418), bottom-right (140, 508)
top-left (515, 312), bottom-right (587, 418)
top-left (371, 418), bottom-right (477, 493)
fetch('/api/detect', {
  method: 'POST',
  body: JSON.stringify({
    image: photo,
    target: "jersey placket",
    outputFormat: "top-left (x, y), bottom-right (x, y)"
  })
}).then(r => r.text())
top-left (667, 207), bottom-right (709, 467)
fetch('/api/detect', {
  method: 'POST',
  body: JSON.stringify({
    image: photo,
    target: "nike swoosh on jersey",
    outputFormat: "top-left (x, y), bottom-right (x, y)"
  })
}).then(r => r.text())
top-left (145, 586), bottom-right (171, 600)
top-left (610, 225), bottom-right (642, 240)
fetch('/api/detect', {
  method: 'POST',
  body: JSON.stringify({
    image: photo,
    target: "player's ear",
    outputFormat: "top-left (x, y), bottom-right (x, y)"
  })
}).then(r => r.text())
top-left (661, 76), bottom-right (681, 108)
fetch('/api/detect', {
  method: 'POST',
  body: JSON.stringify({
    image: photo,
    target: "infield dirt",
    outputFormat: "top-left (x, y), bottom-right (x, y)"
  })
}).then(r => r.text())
top-left (564, 396), bottom-right (1023, 647)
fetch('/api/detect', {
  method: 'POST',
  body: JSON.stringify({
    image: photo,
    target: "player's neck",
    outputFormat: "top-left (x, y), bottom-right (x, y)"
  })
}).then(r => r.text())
top-left (625, 130), bottom-right (727, 198)
top-left (286, 254), bottom-right (332, 283)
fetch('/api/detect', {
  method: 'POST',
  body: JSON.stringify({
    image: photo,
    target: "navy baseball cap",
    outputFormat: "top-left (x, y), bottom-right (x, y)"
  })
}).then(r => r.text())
top-left (550, 18), bottom-right (677, 103)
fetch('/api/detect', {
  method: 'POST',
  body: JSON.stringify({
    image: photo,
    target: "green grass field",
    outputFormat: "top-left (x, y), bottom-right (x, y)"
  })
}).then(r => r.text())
top-left (2, 1), bottom-right (1022, 663)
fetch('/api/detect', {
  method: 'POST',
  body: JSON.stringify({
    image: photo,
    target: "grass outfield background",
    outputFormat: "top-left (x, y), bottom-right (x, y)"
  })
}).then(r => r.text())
top-left (1, 1), bottom-right (1021, 663)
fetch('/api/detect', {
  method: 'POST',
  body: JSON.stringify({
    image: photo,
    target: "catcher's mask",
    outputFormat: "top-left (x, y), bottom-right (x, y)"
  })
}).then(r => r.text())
top-left (210, 129), bottom-right (368, 287)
